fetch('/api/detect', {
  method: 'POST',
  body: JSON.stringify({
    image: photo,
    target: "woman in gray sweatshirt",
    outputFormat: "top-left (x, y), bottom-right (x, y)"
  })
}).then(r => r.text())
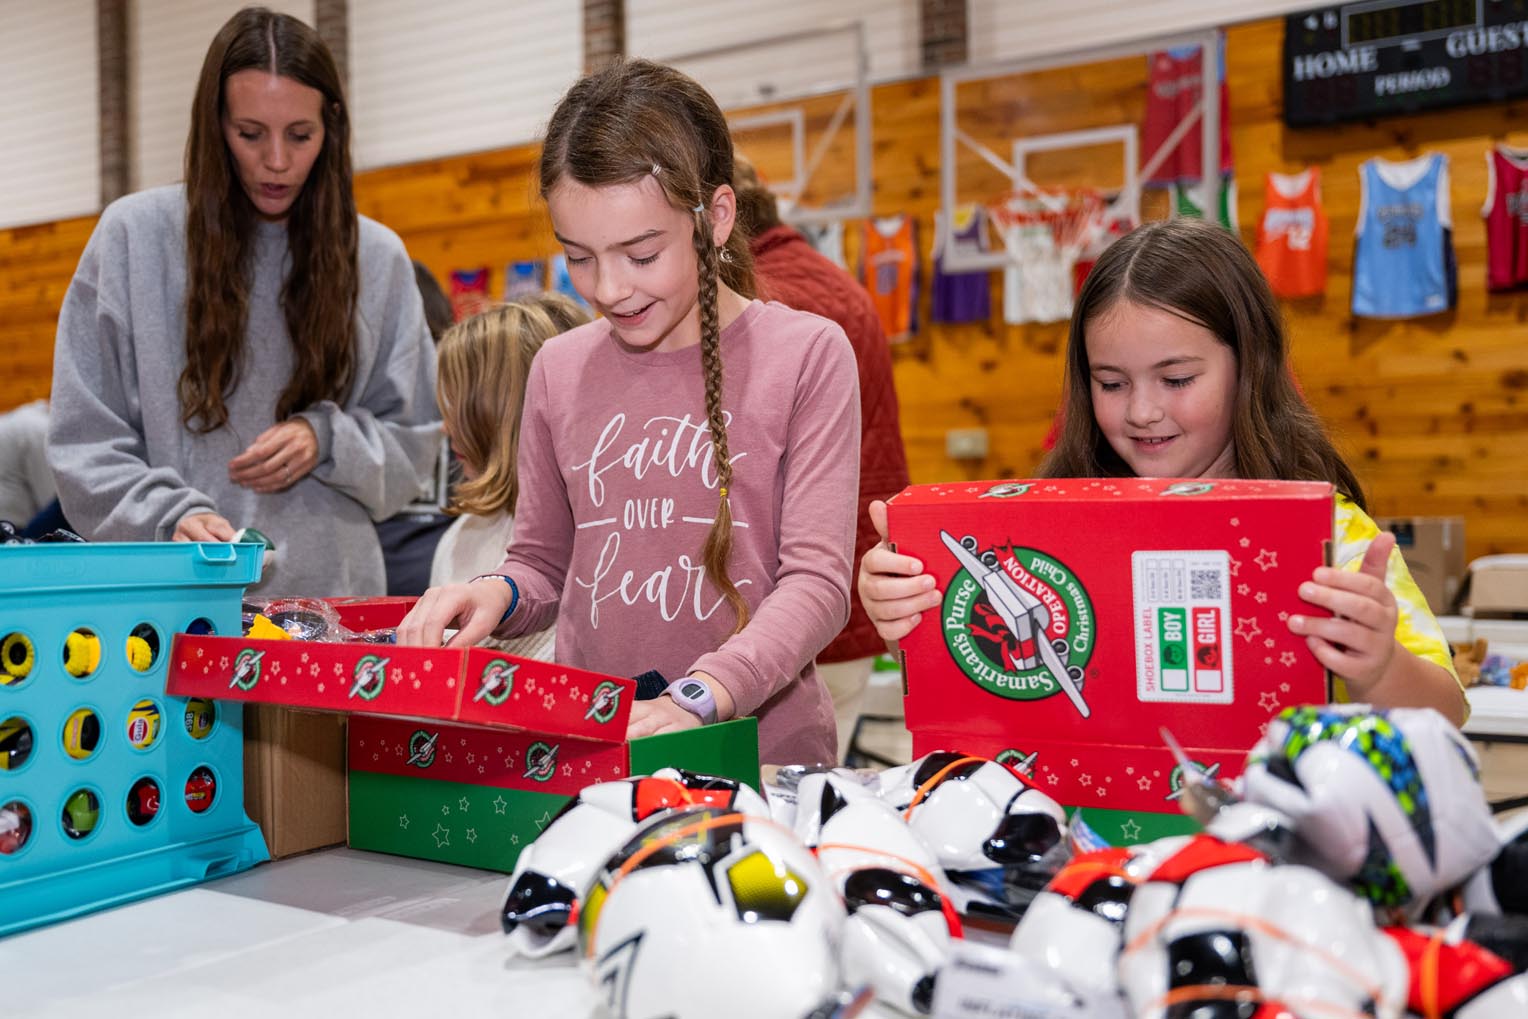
top-left (48, 9), bottom-right (439, 597)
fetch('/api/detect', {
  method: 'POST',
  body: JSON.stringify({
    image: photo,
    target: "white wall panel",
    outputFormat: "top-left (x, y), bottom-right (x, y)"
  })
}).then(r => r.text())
top-left (349, 0), bottom-right (581, 170)
top-left (971, 0), bottom-right (1318, 63)
top-left (131, 0), bottom-right (315, 192)
top-left (628, 0), bottom-right (919, 109)
top-left (0, 0), bottom-right (99, 228)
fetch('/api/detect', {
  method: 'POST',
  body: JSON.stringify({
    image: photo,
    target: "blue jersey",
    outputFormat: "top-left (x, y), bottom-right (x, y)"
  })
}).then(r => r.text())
top-left (1352, 154), bottom-right (1455, 318)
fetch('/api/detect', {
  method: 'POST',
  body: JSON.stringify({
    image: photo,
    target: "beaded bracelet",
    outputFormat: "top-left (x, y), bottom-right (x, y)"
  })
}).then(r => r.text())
top-left (470, 573), bottom-right (519, 625)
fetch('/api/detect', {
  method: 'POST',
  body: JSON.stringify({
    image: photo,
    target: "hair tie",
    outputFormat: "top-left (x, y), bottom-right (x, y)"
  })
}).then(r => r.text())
top-left (692, 202), bottom-right (705, 214)
top-left (651, 164), bottom-right (662, 175)
top-left (719, 487), bottom-right (728, 499)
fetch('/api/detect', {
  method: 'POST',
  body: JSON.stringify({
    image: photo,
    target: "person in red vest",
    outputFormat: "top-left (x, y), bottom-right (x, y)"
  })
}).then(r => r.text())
top-left (734, 157), bottom-right (911, 762)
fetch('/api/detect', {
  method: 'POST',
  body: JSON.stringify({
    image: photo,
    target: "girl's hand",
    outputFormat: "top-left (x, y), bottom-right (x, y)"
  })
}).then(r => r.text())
top-left (1287, 532), bottom-right (1399, 697)
top-left (626, 694), bottom-right (704, 740)
top-left (174, 512), bottom-right (237, 542)
top-left (857, 499), bottom-right (940, 644)
top-left (395, 580), bottom-right (515, 649)
top-left (228, 419), bottom-right (320, 493)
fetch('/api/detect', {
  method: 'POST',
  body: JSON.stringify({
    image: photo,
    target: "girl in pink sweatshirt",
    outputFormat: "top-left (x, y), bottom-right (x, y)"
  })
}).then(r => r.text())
top-left (397, 60), bottom-right (861, 765)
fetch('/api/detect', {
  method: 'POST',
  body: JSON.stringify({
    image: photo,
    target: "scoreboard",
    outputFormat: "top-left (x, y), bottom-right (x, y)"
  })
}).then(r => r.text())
top-left (1284, 0), bottom-right (1528, 126)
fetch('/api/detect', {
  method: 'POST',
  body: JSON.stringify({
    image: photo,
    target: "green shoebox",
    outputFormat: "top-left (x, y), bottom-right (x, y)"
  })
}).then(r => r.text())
top-left (346, 716), bottom-right (760, 872)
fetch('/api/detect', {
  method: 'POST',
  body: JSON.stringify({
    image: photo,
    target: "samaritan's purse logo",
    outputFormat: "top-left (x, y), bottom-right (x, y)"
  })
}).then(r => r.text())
top-left (585, 681), bottom-right (622, 724)
top-left (941, 537), bottom-right (1096, 703)
top-left (350, 655), bottom-right (389, 701)
top-left (406, 729), bottom-right (439, 769)
top-left (229, 648), bottom-right (264, 691)
top-left (524, 740), bottom-right (558, 782)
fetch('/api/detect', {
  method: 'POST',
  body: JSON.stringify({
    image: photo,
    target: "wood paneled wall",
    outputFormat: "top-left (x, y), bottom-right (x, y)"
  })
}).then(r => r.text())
top-left (2, 18), bottom-right (1524, 559)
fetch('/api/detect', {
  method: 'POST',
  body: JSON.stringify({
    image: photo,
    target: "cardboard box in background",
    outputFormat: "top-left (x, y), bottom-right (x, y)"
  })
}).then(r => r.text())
top-left (887, 478), bottom-right (1334, 845)
top-left (243, 704), bottom-right (348, 859)
top-left (1375, 516), bottom-right (1466, 614)
top-left (1462, 555), bottom-right (1528, 618)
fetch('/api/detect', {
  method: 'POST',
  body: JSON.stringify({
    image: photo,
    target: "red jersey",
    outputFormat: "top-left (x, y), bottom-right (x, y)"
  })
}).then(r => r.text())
top-left (861, 215), bottom-right (919, 342)
top-left (1255, 167), bottom-right (1329, 299)
top-left (1142, 43), bottom-right (1233, 186)
top-left (1483, 144), bottom-right (1528, 292)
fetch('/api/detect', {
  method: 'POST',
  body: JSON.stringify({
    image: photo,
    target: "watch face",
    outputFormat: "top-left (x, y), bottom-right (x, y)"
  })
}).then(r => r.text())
top-left (679, 680), bottom-right (707, 700)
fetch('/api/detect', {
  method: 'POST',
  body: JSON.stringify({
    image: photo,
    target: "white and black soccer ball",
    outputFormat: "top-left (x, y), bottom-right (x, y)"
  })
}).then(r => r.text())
top-left (576, 806), bottom-right (848, 1019)
top-left (1118, 834), bottom-right (1409, 1019)
top-left (500, 769), bottom-right (769, 957)
top-left (1384, 913), bottom-right (1528, 1018)
top-left (1240, 704), bottom-right (1497, 916)
top-left (874, 751), bottom-right (1070, 917)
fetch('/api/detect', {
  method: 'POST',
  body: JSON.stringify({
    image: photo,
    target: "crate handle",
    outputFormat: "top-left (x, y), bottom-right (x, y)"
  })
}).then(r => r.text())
top-left (195, 543), bottom-right (238, 565)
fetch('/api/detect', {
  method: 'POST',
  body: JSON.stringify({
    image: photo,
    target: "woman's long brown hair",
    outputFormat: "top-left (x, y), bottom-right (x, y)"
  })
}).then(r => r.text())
top-left (537, 59), bottom-right (758, 633)
top-left (1039, 217), bottom-right (1367, 510)
top-left (181, 6), bottom-right (358, 432)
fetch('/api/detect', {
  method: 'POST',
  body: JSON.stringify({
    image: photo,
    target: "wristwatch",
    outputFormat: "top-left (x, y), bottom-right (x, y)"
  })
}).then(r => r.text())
top-left (663, 676), bottom-right (718, 725)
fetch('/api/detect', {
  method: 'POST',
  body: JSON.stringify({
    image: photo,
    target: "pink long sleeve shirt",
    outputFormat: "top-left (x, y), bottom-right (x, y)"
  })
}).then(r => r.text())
top-left (493, 300), bottom-right (861, 765)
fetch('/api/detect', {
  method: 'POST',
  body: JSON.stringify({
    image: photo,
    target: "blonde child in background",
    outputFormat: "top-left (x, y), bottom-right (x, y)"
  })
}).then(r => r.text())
top-left (858, 217), bottom-right (1466, 727)
top-left (429, 296), bottom-right (591, 659)
top-left (397, 60), bottom-right (861, 766)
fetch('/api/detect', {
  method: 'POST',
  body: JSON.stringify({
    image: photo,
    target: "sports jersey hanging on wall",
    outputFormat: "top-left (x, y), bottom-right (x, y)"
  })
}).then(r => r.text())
top-left (1352, 153), bottom-right (1456, 319)
top-left (861, 215), bottom-right (919, 342)
top-left (930, 204), bottom-right (992, 324)
top-left (800, 221), bottom-right (848, 270)
top-left (1483, 144), bottom-right (1528, 293)
top-left (1255, 167), bottom-right (1329, 299)
top-left (1171, 177), bottom-right (1239, 231)
top-left (1143, 40), bottom-right (1234, 186)
top-left (449, 267), bottom-right (490, 321)
top-left (503, 260), bottom-right (544, 301)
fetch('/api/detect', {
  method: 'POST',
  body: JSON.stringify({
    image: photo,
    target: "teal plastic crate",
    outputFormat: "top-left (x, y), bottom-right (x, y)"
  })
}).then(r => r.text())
top-left (0, 542), bottom-right (270, 936)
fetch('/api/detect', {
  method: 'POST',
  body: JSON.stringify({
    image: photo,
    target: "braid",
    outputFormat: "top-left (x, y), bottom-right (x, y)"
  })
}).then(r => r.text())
top-left (694, 212), bottom-right (750, 634)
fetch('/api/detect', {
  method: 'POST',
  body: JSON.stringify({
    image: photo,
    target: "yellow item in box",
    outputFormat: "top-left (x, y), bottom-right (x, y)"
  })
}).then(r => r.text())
top-left (246, 614), bottom-right (291, 641)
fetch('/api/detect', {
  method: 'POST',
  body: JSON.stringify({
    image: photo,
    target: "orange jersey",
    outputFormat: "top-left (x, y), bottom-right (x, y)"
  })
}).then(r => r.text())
top-left (861, 215), bottom-right (919, 341)
top-left (1255, 168), bottom-right (1328, 299)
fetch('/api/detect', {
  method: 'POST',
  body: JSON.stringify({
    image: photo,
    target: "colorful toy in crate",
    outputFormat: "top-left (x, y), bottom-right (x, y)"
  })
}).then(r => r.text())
top-left (125, 700), bottom-right (160, 749)
top-left (62, 708), bottom-right (101, 759)
top-left (1, 801), bottom-right (32, 854)
top-left (1239, 704), bottom-right (1497, 917)
top-left (127, 777), bottom-right (161, 826)
top-left (1, 716), bottom-right (33, 769)
top-left (501, 769), bottom-right (771, 958)
top-left (62, 789), bottom-right (100, 839)
top-left (183, 766), bottom-right (216, 813)
top-left (2, 631), bottom-right (35, 684)
top-left (576, 807), bottom-right (854, 1019)
top-left (183, 698), bottom-right (215, 740)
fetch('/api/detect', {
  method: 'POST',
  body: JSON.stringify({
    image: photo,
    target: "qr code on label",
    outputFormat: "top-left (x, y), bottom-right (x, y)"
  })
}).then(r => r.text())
top-left (1190, 569), bottom-right (1222, 600)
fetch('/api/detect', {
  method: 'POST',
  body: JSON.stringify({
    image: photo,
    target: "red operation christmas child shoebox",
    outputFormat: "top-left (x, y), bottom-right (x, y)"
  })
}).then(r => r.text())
top-left (166, 636), bottom-right (759, 871)
top-left (887, 478), bottom-right (1335, 845)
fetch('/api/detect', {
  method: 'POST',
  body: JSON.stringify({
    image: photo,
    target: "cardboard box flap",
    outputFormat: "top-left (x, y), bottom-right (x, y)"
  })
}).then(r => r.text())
top-left (166, 635), bottom-right (635, 743)
top-left (1462, 555), bottom-right (1528, 616)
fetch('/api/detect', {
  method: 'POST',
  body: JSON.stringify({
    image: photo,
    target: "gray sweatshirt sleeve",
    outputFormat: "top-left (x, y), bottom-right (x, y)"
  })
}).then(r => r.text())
top-left (48, 214), bottom-right (218, 540)
top-left (295, 228), bottom-right (440, 522)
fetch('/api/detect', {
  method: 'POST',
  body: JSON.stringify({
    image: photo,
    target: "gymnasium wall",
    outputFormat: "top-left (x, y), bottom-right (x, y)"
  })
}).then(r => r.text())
top-left (1, 16), bottom-right (1524, 561)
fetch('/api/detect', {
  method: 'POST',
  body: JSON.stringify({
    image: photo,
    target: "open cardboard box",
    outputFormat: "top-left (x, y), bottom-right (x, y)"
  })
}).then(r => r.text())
top-left (167, 633), bottom-right (759, 871)
top-left (887, 478), bottom-right (1334, 845)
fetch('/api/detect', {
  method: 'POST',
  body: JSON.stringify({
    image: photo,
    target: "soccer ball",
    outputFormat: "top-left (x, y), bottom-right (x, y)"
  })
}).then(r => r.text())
top-left (875, 751), bottom-right (1070, 916)
top-left (1384, 915), bottom-right (1528, 1018)
top-left (1118, 833), bottom-right (1409, 1019)
top-left (577, 806), bottom-right (846, 1019)
top-left (793, 771), bottom-right (959, 1015)
top-left (500, 769), bottom-right (770, 958)
top-left (1240, 704), bottom-right (1497, 915)
top-left (1459, 809), bottom-right (1528, 919)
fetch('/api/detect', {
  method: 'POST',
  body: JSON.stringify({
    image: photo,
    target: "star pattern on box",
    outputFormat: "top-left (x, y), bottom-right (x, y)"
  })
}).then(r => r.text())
top-left (493, 796), bottom-right (508, 815)
top-left (466, 828), bottom-right (478, 844)
top-left (1121, 819), bottom-right (1141, 841)
top-left (441, 805), bottom-right (450, 816)
top-left (398, 814), bottom-right (409, 830)
top-left (1237, 583), bottom-right (1251, 596)
top-left (1279, 682), bottom-right (1290, 692)
top-left (1258, 691), bottom-right (1280, 712)
top-left (510, 833), bottom-right (520, 846)
top-left (432, 824), bottom-right (450, 848)
top-left (1234, 617), bottom-right (1262, 642)
top-left (534, 811), bottom-right (553, 832)
top-left (458, 796), bottom-right (471, 812)
top-left (1255, 549), bottom-right (1279, 571)
top-left (1078, 773), bottom-right (1092, 787)
top-left (1277, 611), bottom-right (1289, 622)
top-left (1239, 537), bottom-right (1251, 548)
top-left (1229, 517), bottom-right (1240, 527)
top-left (1255, 592), bottom-right (1268, 604)
top-left (1046, 773), bottom-right (1059, 786)
top-left (1137, 776), bottom-right (1152, 791)
top-left (1264, 637), bottom-right (1276, 649)
top-left (1230, 559), bottom-right (1242, 577)
top-left (423, 660), bottom-right (433, 672)
top-left (1280, 651), bottom-right (1298, 667)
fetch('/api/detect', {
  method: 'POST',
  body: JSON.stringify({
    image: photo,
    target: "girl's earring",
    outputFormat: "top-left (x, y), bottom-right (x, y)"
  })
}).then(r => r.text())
top-left (719, 247), bottom-right (734, 264)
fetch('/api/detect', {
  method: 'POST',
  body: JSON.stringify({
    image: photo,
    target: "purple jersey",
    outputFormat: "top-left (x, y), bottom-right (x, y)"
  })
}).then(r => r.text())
top-left (931, 205), bottom-right (992, 324)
